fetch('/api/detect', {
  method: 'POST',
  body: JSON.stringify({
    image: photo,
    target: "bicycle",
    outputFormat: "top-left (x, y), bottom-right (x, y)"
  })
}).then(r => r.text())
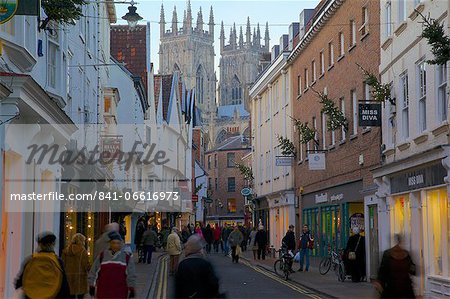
top-left (274, 243), bottom-right (295, 280)
top-left (319, 247), bottom-right (346, 282)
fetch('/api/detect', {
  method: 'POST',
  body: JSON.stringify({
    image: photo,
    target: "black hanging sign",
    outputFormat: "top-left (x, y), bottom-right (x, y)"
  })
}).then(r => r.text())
top-left (359, 103), bottom-right (382, 127)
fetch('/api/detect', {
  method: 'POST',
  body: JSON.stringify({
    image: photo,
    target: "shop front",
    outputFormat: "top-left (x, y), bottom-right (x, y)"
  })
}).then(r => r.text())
top-left (301, 180), bottom-right (365, 257)
top-left (267, 191), bottom-right (296, 249)
top-left (254, 196), bottom-right (269, 231)
top-left (374, 158), bottom-right (450, 297)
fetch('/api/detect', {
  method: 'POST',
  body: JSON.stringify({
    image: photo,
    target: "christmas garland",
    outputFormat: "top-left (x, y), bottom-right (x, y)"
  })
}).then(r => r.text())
top-left (41, 0), bottom-right (86, 29)
top-left (417, 10), bottom-right (450, 65)
top-left (313, 90), bottom-right (348, 132)
top-left (357, 63), bottom-right (394, 105)
top-left (235, 163), bottom-right (254, 181)
top-left (291, 118), bottom-right (316, 145)
top-left (276, 135), bottom-right (296, 157)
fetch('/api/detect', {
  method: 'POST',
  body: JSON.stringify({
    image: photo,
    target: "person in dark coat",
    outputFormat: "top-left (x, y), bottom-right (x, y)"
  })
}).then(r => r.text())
top-left (221, 224), bottom-right (231, 255)
top-left (375, 234), bottom-right (416, 298)
top-left (254, 225), bottom-right (268, 260)
top-left (298, 224), bottom-right (314, 272)
top-left (344, 227), bottom-right (366, 282)
top-left (282, 225), bottom-right (296, 251)
top-left (175, 235), bottom-right (219, 298)
top-left (204, 224), bottom-right (214, 254)
top-left (141, 225), bottom-right (158, 264)
top-left (213, 223), bottom-right (221, 253)
top-left (134, 217), bottom-right (146, 263)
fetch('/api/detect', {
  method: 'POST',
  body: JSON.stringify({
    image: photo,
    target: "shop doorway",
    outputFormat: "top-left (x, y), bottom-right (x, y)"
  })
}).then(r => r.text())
top-left (321, 205), bottom-right (341, 256)
top-left (368, 204), bottom-right (379, 280)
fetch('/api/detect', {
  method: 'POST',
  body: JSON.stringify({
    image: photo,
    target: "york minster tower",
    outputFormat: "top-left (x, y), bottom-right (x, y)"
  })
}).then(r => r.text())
top-left (159, 0), bottom-right (216, 121)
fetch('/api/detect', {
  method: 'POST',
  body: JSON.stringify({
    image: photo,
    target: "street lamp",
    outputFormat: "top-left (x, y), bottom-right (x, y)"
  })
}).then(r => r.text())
top-left (121, 0), bottom-right (143, 28)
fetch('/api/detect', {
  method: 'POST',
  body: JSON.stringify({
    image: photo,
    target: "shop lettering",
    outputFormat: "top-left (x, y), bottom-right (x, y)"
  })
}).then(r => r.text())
top-left (315, 193), bottom-right (328, 204)
top-left (361, 110), bottom-right (379, 121)
top-left (330, 193), bottom-right (344, 202)
top-left (408, 174), bottom-right (424, 187)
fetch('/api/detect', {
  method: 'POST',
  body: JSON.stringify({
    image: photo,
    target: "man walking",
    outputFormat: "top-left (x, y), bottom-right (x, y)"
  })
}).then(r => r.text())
top-left (141, 225), bottom-right (158, 264)
top-left (255, 225), bottom-right (268, 260)
top-left (298, 224), bottom-right (314, 272)
top-left (166, 227), bottom-right (182, 275)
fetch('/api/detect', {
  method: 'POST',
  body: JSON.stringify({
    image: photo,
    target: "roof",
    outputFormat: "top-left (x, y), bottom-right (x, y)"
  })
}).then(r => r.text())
top-left (154, 74), bottom-right (173, 121)
top-left (207, 135), bottom-right (251, 153)
top-left (217, 104), bottom-right (249, 118)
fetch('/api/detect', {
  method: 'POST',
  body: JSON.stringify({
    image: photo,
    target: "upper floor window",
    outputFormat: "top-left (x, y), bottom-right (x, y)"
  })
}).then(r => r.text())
top-left (398, 0), bottom-right (406, 23)
top-left (400, 72), bottom-right (409, 139)
top-left (48, 40), bottom-right (59, 89)
top-left (227, 177), bottom-right (236, 192)
top-left (351, 90), bottom-right (358, 135)
top-left (350, 20), bottom-right (356, 46)
top-left (304, 68), bottom-right (309, 89)
top-left (437, 63), bottom-right (448, 123)
top-left (297, 75), bottom-right (302, 96)
top-left (340, 98), bottom-right (346, 141)
top-left (328, 42), bottom-right (334, 66)
top-left (360, 7), bottom-right (369, 36)
top-left (417, 60), bottom-right (427, 132)
top-left (227, 153), bottom-right (235, 168)
top-left (339, 32), bottom-right (345, 56)
top-left (312, 60), bottom-right (317, 82)
top-left (208, 155), bottom-right (211, 169)
top-left (320, 51), bottom-right (325, 75)
top-left (385, 1), bottom-right (392, 37)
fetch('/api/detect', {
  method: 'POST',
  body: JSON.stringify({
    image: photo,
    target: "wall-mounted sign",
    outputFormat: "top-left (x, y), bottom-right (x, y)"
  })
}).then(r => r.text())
top-left (359, 103), bottom-right (381, 127)
top-left (390, 163), bottom-right (446, 194)
top-left (315, 193), bottom-right (328, 204)
top-left (241, 187), bottom-right (252, 196)
top-left (0, 0), bottom-right (18, 25)
top-left (308, 153), bottom-right (326, 170)
top-left (276, 156), bottom-right (294, 166)
top-left (192, 194), bottom-right (198, 202)
top-left (101, 137), bottom-right (123, 159)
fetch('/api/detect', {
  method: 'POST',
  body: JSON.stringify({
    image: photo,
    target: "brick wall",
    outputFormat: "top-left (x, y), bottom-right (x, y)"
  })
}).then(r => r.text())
top-left (290, 0), bottom-right (381, 195)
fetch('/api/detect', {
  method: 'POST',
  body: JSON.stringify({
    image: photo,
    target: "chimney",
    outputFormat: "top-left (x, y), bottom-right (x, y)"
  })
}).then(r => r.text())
top-left (299, 9), bottom-right (315, 38)
top-left (279, 34), bottom-right (289, 52)
top-left (288, 22), bottom-right (300, 50)
top-left (271, 45), bottom-right (280, 62)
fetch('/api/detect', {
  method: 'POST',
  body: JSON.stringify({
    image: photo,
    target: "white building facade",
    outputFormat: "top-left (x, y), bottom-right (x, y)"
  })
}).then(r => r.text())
top-left (250, 50), bottom-right (295, 249)
top-left (371, 0), bottom-right (450, 296)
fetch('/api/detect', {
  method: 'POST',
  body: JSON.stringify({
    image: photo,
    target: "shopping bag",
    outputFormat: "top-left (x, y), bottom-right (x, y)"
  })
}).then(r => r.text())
top-left (294, 251), bottom-right (300, 263)
top-left (236, 245), bottom-right (242, 256)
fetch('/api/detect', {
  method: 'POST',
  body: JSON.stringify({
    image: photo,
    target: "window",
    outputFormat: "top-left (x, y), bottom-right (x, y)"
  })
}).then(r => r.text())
top-left (208, 178), bottom-right (212, 189)
top-left (313, 117), bottom-right (318, 151)
top-left (304, 68), bottom-right (309, 89)
top-left (339, 32), bottom-right (345, 56)
top-left (297, 75), bottom-right (302, 96)
top-left (437, 63), bottom-right (448, 123)
top-left (385, 1), bottom-right (392, 37)
top-left (360, 7), bottom-right (369, 36)
top-left (350, 20), bottom-right (356, 46)
top-left (398, 0), bottom-right (406, 23)
top-left (208, 155), bottom-right (211, 169)
top-left (321, 113), bottom-right (326, 149)
top-left (364, 82), bottom-right (371, 102)
top-left (215, 178), bottom-right (218, 190)
top-left (417, 60), bottom-right (427, 132)
top-left (227, 153), bottom-right (235, 168)
top-left (214, 154), bottom-right (217, 167)
top-left (312, 60), bottom-right (316, 82)
top-left (328, 42), bottom-right (334, 66)
top-left (331, 128), bottom-right (336, 145)
top-left (227, 177), bottom-right (236, 192)
top-left (320, 51), bottom-right (325, 75)
top-left (400, 72), bottom-right (409, 139)
top-left (227, 198), bottom-right (237, 213)
top-left (48, 41), bottom-right (58, 89)
top-left (340, 98), bottom-right (346, 141)
top-left (351, 90), bottom-right (358, 135)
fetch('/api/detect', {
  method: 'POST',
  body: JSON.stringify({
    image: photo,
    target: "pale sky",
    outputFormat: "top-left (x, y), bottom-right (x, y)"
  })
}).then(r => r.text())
top-left (114, 0), bottom-right (320, 73)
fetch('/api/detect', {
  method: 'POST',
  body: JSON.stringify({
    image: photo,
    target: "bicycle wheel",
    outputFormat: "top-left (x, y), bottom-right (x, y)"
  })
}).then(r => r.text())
top-left (337, 262), bottom-right (346, 282)
top-left (274, 259), bottom-right (284, 277)
top-left (319, 257), bottom-right (332, 275)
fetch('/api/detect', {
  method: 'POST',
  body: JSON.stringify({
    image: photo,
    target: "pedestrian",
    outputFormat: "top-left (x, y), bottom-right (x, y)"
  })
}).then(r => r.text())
top-left (248, 226), bottom-right (258, 260)
top-left (88, 231), bottom-right (136, 298)
top-left (213, 223), bottom-right (221, 253)
top-left (204, 224), bottom-right (214, 254)
top-left (119, 219), bottom-right (127, 241)
top-left (15, 231), bottom-right (70, 299)
top-left (195, 223), bottom-right (204, 238)
top-left (94, 222), bottom-right (119, 258)
top-left (239, 225), bottom-right (248, 252)
top-left (134, 217), bottom-right (146, 263)
top-left (298, 224), bottom-right (314, 272)
top-left (374, 234), bottom-right (416, 298)
top-left (255, 225), bottom-right (268, 260)
top-left (167, 227), bottom-right (182, 275)
top-left (221, 224), bottom-right (231, 256)
top-left (161, 225), bottom-right (170, 249)
top-left (345, 227), bottom-right (366, 282)
top-left (141, 225), bottom-right (158, 264)
top-left (175, 234), bottom-right (220, 298)
top-left (181, 225), bottom-right (191, 244)
top-left (62, 233), bottom-right (90, 298)
top-left (228, 225), bottom-right (244, 263)
top-left (282, 225), bottom-right (296, 272)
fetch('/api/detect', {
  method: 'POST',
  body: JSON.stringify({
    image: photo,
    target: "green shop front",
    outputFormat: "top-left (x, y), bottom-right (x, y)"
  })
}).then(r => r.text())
top-left (301, 180), bottom-right (365, 257)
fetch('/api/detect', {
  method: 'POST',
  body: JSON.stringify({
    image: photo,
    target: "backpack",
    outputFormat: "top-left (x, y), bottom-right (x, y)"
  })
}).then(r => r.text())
top-left (22, 252), bottom-right (63, 299)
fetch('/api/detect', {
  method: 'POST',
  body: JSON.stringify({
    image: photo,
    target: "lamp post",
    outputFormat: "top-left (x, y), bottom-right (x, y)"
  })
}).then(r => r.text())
top-left (121, 0), bottom-right (143, 28)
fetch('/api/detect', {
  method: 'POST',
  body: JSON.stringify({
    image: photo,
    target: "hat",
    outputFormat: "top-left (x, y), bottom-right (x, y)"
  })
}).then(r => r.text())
top-left (37, 231), bottom-right (56, 244)
top-left (108, 231), bottom-right (123, 241)
top-left (289, 225), bottom-right (294, 228)
top-left (184, 234), bottom-right (204, 256)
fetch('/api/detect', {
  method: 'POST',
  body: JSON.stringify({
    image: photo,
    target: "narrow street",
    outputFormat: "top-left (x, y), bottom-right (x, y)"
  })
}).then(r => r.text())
top-left (149, 253), bottom-right (326, 299)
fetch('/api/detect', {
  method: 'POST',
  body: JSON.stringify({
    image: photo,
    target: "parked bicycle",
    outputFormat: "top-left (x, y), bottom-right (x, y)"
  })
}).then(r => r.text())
top-left (319, 247), bottom-right (346, 282)
top-left (274, 242), bottom-right (295, 280)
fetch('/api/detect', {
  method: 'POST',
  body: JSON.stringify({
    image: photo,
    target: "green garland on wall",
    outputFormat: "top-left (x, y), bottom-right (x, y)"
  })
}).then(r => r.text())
top-left (235, 163), bottom-right (254, 181)
top-left (313, 90), bottom-right (348, 132)
top-left (291, 117), bottom-right (316, 145)
top-left (357, 63), bottom-right (394, 105)
top-left (276, 135), bottom-right (296, 157)
top-left (41, 0), bottom-right (86, 29)
top-left (417, 10), bottom-right (450, 65)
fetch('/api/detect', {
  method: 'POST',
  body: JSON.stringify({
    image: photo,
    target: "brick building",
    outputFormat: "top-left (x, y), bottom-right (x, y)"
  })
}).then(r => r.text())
top-left (288, 0), bottom-right (381, 258)
top-left (205, 136), bottom-right (251, 226)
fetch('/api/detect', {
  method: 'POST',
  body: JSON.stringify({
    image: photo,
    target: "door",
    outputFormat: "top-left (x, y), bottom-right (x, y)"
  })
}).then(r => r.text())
top-left (368, 204), bottom-right (379, 279)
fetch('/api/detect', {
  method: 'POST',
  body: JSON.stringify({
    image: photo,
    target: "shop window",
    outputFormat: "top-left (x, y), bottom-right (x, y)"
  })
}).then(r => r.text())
top-left (227, 177), bottom-right (235, 192)
top-left (391, 195), bottom-right (411, 251)
top-left (426, 189), bottom-right (449, 276)
top-left (227, 198), bottom-right (237, 213)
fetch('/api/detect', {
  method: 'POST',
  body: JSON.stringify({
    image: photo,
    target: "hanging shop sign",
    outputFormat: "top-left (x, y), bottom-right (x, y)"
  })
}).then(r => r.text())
top-left (276, 156), bottom-right (294, 166)
top-left (101, 136), bottom-right (123, 159)
top-left (390, 163), bottom-right (447, 194)
top-left (16, 0), bottom-right (39, 16)
top-left (0, 0), bottom-right (18, 25)
top-left (241, 187), bottom-right (252, 197)
top-left (308, 153), bottom-right (326, 170)
top-left (358, 103), bottom-right (381, 127)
